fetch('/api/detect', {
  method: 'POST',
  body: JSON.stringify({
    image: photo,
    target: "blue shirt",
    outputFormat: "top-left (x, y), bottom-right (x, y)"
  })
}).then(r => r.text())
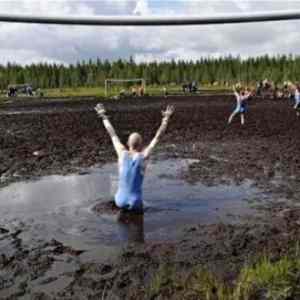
top-left (115, 151), bottom-right (145, 211)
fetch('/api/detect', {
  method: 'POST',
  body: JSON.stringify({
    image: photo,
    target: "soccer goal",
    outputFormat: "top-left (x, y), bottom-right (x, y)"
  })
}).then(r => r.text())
top-left (105, 78), bottom-right (146, 97)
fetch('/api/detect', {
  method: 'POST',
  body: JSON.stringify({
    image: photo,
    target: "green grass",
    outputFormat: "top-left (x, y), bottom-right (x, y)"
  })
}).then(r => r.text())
top-left (146, 254), bottom-right (300, 300)
top-left (235, 256), bottom-right (300, 300)
top-left (44, 87), bottom-right (106, 97)
top-left (44, 85), bottom-right (223, 98)
top-left (0, 84), bottom-right (233, 100)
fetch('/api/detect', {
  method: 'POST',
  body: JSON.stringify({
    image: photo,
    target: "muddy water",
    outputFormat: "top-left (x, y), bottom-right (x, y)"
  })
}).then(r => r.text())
top-left (0, 159), bottom-right (262, 254)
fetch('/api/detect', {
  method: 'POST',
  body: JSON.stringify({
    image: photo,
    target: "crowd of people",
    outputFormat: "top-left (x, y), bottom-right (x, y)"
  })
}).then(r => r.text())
top-left (118, 85), bottom-right (145, 99)
top-left (255, 79), bottom-right (299, 100)
top-left (7, 84), bottom-right (34, 97)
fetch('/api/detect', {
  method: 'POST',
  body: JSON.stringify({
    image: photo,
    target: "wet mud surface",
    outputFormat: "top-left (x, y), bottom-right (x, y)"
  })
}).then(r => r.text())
top-left (1, 95), bottom-right (300, 299)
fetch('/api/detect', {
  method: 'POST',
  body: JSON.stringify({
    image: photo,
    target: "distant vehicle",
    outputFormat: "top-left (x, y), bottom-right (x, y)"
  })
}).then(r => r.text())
top-left (7, 84), bottom-right (34, 97)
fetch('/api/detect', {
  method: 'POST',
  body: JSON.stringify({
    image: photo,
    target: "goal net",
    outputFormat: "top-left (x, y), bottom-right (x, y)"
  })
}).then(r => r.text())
top-left (105, 78), bottom-right (146, 97)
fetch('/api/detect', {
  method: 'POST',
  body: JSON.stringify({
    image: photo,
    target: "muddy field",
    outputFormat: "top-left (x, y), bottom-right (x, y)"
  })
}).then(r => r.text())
top-left (1, 95), bottom-right (300, 299)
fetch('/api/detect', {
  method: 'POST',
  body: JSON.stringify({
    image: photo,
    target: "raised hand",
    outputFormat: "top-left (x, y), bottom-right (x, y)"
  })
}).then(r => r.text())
top-left (161, 105), bottom-right (175, 119)
top-left (95, 103), bottom-right (107, 118)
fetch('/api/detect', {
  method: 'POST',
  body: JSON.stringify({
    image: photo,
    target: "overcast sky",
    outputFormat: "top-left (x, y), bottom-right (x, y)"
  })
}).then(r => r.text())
top-left (1, 0), bottom-right (300, 65)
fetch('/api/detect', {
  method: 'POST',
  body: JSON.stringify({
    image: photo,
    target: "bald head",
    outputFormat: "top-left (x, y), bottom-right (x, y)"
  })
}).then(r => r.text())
top-left (128, 132), bottom-right (143, 151)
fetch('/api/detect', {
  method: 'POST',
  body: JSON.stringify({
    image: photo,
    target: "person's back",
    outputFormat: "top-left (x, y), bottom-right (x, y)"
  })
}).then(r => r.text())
top-left (95, 103), bottom-right (174, 213)
top-left (115, 151), bottom-right (144, 211)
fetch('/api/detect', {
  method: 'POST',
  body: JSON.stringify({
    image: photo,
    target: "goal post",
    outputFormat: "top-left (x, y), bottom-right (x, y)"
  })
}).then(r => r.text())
top-left (105, 78), bottom-right (146, 97)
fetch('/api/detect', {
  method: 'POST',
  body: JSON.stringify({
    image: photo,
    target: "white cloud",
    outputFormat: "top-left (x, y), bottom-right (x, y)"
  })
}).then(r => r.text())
top-left (133, 0), bottom-right (151, 15)
top-left (0, 0), bottom-right (300, 65)
top-left (0, 48), bottom-right (65, 65)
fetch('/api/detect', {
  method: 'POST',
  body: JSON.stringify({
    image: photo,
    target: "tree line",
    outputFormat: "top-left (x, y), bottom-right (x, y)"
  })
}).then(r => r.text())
top-left (1, 55), bottom-right (300, 90)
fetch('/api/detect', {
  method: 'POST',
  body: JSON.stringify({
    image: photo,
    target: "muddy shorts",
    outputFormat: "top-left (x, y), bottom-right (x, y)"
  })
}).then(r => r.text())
top-left (240, 106), bottom-right (246, 113)
top-left (234, 104), bottom-right (247, 114)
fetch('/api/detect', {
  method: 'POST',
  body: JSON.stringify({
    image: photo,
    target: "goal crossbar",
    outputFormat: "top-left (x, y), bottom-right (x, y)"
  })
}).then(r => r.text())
top-left (0, 11), bottom-right (300, 26)
top-left (105, 79), bottom-right (145, 83)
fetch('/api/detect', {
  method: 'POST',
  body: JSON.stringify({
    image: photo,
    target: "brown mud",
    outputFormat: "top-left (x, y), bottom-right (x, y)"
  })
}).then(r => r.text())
top-left (1, 95), bottom-right (300, 299)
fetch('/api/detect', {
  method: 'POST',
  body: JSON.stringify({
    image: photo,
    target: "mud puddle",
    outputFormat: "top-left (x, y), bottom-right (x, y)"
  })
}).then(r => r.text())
top-left (0, 159), bottom-right (263, 254)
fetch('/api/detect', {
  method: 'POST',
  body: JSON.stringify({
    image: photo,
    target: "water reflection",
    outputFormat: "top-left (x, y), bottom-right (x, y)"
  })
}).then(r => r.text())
top-left (0, 159), bottom-right (262, 246)
top-left (117, 211), bottom-right (144, 244)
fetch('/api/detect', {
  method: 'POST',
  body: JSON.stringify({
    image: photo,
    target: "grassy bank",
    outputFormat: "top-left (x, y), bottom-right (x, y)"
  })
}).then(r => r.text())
top-left (44, 85), bottom-right (232, 97)
top-left (0, 85), bottom-right (232, 100)
top-left (143, 252), bottom-right (300, 300)
top-left (44, 86), bottom-right (106, 97)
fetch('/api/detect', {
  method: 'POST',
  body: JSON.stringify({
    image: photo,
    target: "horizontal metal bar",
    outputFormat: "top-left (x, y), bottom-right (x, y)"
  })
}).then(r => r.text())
top-left (0, 11), bottom-right (300, 26)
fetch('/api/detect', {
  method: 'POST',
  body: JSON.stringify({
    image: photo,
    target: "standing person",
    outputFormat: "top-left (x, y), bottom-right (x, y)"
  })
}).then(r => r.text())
top-left (287, 82), bottom-right (300, 116)
top-left (293, 84), bottom-right (300, 117)
top-left (94, 103), bottom-right (175, 212)
top-left (163, 86), bottom-right (168, 98)
top-left (256, 81), bottom-right (263, 97)
top-left (139, 85), bottom-right (144, 97)
top-left (131, 86), bottom-right (137, 97)
top-left (284, 82), bottom-right (294, 103)
top-left (228, 85), bottom-right (252, 126)
top-left (191, 81), bottom-right (198, 93)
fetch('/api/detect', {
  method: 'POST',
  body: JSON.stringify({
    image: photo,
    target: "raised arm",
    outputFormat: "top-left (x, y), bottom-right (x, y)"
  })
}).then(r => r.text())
top-left (143, 105), bottom-right (174, 159)
top-left (241, 91), bottom-right (251, 101)
top-left (95, 103), bottom-right (125, 157)
top-left (232, 85), bottom-right (240, 99)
